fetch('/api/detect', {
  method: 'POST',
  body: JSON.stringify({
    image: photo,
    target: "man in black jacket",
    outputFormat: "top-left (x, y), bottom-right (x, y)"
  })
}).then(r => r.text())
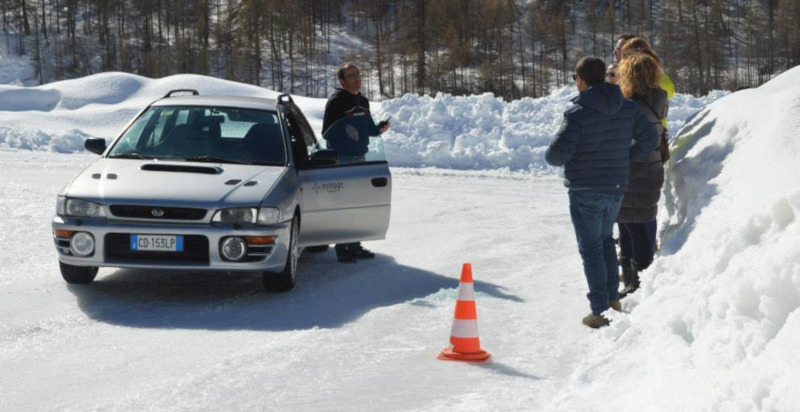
top-left (546, 57), bottom-right (657, 328)
top-left (323, 62), bottom-right (390, 263)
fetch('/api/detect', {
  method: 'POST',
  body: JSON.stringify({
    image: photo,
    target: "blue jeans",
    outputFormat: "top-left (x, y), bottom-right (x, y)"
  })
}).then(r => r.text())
top-left (568, 190), bottom-right (624, 315)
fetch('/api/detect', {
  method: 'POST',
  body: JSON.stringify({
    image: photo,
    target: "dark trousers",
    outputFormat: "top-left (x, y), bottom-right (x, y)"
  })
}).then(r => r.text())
top-left (335, 154), bottom-right (365, 257)
top-left (618, 222), bottom-right (656, 270)
top-left (569, 190), bottom-right (624, 315)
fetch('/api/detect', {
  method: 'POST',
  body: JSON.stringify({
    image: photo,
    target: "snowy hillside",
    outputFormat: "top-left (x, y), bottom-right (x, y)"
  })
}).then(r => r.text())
top-left (1, 66), bottom-right (799, 411)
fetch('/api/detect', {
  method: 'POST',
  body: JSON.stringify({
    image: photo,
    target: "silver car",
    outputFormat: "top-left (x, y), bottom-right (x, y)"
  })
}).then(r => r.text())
top-left (52, 90), bottom-right (392, 291)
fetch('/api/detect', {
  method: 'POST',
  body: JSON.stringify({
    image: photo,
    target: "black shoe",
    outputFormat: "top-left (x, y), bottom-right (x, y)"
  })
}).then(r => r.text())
top-left (351, 245), bottom-right (375, 259)
top-left (336, 250), bottom-right (357, 263)
top-left (619, 260), bottom-right (639, 299)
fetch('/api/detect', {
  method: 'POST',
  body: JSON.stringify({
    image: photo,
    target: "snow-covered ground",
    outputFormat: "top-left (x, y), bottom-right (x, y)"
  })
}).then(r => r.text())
top-left (1, 66), bottom-right (799, 411)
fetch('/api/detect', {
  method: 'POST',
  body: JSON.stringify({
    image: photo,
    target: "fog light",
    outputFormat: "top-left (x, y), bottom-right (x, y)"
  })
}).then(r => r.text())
top-left (70, 232), bottom-right (95, 257)
top-left (221, 237), bottom-right (247, 261)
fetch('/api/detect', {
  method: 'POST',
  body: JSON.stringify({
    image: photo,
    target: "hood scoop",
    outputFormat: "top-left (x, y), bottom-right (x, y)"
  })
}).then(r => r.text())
top-left (141, 163), bottom-right (222, 175)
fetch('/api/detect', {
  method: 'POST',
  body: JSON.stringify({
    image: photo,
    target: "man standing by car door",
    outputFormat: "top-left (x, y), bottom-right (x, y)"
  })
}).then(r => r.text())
top-left (322, 62), bottom-right (391, 263)
top-left (545, 57), bottom-right (657, 329)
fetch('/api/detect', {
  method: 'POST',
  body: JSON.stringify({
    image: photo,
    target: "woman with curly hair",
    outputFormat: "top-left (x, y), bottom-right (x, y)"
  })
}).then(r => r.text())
top-left (615, 53), bottom-right (668, 297)
top-left (618, 36), bottom-right (675, 101)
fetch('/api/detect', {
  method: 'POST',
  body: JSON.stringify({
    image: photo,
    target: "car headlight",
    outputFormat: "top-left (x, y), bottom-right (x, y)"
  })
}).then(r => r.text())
top-left (212, 207), bottom-right (257, 224)
top-left (65, 198), bottom-right (106, 218)
top-left (257, 207), bottom-right (282, 226)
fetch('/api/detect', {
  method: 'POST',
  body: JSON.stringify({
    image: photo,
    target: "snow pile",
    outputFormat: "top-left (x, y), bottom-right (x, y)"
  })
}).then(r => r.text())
top-left (0, 71), bottom-right (724, 172)
top-left (555, 66), bottom-right (800, 410)
top-left (0, 72), bottom-right (288, 151)
top-left (381, 88), bottom-right (726, 171)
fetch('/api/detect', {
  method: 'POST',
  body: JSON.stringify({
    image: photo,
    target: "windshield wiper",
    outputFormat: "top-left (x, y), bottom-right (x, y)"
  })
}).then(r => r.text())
top-left (183, 156), bottom-right (252, 165)
top-left (109, 152), bottom-right (153, 160)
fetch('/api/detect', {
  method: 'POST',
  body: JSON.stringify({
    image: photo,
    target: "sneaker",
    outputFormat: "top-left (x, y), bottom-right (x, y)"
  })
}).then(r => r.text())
top-left (610, 300), bottom-right (622, 312)
top-left (582, 314), bottom-right (610, 329)
top-left (351, 245), bottom-right (375, 259)
top-left (336, 250), bottom-right (357, 263)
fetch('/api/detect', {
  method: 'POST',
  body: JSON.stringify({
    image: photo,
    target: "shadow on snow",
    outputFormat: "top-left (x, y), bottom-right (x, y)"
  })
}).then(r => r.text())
top-left (67, 251), bottom-right (522, 331)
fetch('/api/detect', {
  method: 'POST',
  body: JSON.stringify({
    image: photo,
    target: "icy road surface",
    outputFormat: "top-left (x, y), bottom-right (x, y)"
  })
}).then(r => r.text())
top-left (0, 149), bottom-right (605, 411)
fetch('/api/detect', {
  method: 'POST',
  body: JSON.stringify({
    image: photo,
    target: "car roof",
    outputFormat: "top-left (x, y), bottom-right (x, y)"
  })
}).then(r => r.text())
top-left (150, 95), bottom-right (280, 111)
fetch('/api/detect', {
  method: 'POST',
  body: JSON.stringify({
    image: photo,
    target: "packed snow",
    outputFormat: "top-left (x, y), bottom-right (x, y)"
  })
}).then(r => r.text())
top-left (0, 71), bottom-right (725, 171)
top-left (1, 65), bottom-right (799, 411)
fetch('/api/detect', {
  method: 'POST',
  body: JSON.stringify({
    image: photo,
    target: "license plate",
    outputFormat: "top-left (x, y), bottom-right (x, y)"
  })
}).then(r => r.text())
top-left (130, 234), bottom-right (183, 252)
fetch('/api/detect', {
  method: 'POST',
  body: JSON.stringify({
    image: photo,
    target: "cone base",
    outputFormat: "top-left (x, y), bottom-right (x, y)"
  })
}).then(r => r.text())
top-left (437, 347), bottom-right (490, 362)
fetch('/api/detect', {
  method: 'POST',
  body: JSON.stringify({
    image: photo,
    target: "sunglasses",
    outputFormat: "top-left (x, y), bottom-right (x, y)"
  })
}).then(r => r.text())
top-left (607, 71), bottom-right (616, 78)
top-left (344, 72), bottom-right (361, 79)
top-left (571, 74), bottom-right (578, 81)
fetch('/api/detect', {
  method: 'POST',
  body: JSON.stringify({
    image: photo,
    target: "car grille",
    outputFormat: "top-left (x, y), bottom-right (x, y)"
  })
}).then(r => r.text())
top-left (105, 233), bottom-right (209, 265)
top-left (109, 205), bottom-right (207, 220)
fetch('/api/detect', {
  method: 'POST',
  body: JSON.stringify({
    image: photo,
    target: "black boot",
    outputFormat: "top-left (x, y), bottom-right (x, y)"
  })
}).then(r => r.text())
top-left (619, 260), bottom-right (639, 299)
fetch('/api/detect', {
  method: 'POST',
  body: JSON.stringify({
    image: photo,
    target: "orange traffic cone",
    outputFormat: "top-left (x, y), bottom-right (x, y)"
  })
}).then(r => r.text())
top-left (438, 263), bottom-right (490, 362)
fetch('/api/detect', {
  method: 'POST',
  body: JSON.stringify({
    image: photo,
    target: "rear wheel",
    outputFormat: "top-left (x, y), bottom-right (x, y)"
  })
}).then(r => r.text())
top-left (263, 215), bottom-right (299, 292)
top-left (306, 245), bottom-right (329, 253)
top-left (59, 261), bottom-right (98, 284)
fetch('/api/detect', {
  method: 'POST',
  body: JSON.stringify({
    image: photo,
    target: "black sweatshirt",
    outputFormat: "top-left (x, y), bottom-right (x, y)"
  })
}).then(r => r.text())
top-left (322, 88), bottom-right (371, 134)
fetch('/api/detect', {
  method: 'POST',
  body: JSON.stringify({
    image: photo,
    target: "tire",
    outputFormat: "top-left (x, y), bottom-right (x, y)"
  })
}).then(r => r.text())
top-left (306, 245), bottom-right (329, 253)
top-left (59, 261), bottom-right (98, 284)
top-left (263, 215), bottom-right (299, 292)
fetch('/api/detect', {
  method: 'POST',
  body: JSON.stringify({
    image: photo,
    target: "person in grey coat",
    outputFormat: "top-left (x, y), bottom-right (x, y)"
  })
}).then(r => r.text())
top-left (615, 53), bottom-right (669, 298)
top-left (546, 57), bottom-right (657, 328)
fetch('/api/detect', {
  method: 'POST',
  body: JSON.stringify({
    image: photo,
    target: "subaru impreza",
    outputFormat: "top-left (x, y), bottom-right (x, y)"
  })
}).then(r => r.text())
top-left (52, 90), bottom-right (391, 291)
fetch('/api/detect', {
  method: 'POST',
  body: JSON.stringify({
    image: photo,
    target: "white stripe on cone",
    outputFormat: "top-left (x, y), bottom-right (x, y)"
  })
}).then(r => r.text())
top-left (457, 283), bottom-right (475, 301)
top-left (450, 318), bottom-right (480, 338)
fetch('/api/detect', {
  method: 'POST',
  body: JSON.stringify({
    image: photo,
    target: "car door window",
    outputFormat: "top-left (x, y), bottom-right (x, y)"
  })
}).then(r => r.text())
top-left (285, 107), bottom-right (317, 165)
top-left (317, 119), bottom-right (387, 165)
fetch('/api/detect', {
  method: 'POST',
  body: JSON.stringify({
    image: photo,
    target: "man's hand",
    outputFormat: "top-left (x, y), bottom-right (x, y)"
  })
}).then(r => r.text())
top-left (378, 116), bottom-right (391, 133)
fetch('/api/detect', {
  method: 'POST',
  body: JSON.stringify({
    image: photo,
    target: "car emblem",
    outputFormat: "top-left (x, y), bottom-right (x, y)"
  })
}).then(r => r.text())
top-left (151, 208), bottom-right (165, 217)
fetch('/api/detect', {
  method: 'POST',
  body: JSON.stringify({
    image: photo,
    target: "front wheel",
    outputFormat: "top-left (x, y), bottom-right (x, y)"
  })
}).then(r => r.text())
top-left (263, 216), bottom-right (299, 292)
top-left (59, 261), bottom-right (98, 284)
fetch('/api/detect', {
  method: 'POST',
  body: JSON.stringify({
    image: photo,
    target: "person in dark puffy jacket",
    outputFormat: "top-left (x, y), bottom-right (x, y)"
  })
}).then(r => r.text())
top-left (615, 53), bottom-right (669, 298)
top-left (546, 57), bottom-right (658, 329)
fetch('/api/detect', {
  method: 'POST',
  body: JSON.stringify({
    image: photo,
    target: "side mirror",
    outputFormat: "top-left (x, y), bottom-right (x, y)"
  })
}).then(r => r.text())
top-left (307, 149), bottom-right (338, 167)
top-left (84, 138), bottom-right (107, 155)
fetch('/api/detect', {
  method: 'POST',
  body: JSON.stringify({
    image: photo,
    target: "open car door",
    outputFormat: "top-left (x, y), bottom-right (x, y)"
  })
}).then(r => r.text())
top-left (284, 108), bottom-right (391, 247)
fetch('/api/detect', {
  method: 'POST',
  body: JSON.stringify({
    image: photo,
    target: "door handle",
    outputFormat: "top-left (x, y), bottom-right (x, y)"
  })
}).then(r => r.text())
top-left (371, 177), bottom-right (388, 187)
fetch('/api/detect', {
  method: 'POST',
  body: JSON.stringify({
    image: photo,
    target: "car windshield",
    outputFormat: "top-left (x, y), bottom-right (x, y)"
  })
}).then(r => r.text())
top-left (107, 106), bottom-right (286, 166)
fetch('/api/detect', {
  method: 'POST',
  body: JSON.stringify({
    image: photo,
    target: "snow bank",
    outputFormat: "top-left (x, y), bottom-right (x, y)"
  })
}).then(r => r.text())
top-left (0, 71), bottom-right (724, 172)
top-left (554, 66), bottom-right (800, 411)
top-left (0, 72), bottom-right (285, 151)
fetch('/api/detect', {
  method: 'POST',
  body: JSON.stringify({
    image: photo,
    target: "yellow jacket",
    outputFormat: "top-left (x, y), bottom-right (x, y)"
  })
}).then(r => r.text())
top-left (660, 72), bottom-right (675, 128)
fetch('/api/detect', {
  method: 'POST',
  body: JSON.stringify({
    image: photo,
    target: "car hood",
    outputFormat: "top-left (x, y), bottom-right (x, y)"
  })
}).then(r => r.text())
top-left (66, 158), bottom-right (287, 207)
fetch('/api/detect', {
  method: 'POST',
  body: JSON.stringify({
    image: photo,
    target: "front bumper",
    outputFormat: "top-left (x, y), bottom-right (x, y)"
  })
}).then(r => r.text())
top-left (52, 215), bottom-right (291, 272)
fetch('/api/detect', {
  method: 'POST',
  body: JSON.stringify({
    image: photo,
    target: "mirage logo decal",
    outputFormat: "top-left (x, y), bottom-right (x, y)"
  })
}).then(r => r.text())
top-left (312, 181), bottom-right (344, 194)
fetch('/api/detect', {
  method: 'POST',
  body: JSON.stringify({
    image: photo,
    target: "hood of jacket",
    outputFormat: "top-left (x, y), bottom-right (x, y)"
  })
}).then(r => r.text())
top-left (573, 83), bottom-right (624, 115)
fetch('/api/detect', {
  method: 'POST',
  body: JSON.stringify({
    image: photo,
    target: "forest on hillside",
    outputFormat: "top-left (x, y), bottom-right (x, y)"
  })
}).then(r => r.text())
top-left (2, 0), bottom-right (799, 99)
